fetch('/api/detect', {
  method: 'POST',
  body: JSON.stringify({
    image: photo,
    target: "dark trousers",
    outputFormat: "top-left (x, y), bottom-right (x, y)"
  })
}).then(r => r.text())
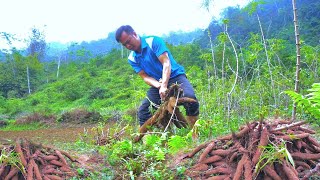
top-left (137, 74), bottom-right (199, 126)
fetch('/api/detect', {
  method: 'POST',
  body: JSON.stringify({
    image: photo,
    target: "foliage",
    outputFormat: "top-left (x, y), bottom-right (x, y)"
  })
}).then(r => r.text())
top-left (15, 112), bottom-right (56, 124)
top-left (0, 120), bottom-right (44, 131)
top-left (0, 148), bottom-right (26, 174)
top-left (58, 108), bottom-right (103, 123)
top-left (255, 140), bottom-right (294, 173)
top-left (0, 0), bottom-right (320, 178)
top-left (108, 140), bottom-right (133, 165)
top-left (168, 135), bottom-right (187, 154)
top-left (285, 83), bottom-right (320, 122)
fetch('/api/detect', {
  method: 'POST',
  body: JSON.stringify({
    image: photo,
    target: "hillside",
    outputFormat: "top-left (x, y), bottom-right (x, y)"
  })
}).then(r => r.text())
top-left (0, 0), bottom-right (320, 179)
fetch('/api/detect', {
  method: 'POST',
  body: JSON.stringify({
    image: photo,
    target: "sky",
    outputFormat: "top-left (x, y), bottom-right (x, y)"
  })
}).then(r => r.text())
top-left (0, 0), bottom-right (249, 49)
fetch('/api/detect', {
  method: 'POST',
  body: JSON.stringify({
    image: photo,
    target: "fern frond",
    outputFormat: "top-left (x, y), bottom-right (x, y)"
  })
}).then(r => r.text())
top-left (285, 86), bottom-right (320, 121)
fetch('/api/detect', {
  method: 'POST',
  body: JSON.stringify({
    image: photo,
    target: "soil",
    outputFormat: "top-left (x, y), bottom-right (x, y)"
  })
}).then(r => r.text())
top-left (0, 124), bottom-right (98, 144)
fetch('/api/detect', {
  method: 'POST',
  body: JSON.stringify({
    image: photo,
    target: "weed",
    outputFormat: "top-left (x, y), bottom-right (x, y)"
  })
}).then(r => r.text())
top-left (255, 140), bottom-right (294, 173)
top-left (0, 147), bottom-right (26, 174)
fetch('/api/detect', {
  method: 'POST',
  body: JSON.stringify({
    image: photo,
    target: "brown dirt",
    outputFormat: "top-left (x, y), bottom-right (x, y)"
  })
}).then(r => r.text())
top-left (0, 125), bottom-right (97, 144)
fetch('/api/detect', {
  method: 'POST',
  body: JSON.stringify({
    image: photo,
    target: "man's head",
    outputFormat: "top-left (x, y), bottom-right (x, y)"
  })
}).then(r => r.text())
top-left (115, 25), bottom-right (141, 52)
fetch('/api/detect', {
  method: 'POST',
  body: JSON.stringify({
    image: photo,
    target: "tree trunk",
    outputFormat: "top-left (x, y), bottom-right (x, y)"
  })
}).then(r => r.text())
top-left (57, 55), bottom-right (61, 79)
top-left (208, 29), bottom-right (217, 79)
top-left (257, 14), bottom-right (277, 108)
top-left (292, 0), bottom-right (301, 120)
top-left (226, 32), bottom-right (239, 122)
top-left (27, 66), bottom-right (31, 94)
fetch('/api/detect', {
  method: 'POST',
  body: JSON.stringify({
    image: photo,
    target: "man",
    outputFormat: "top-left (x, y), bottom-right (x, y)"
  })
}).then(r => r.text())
top-left (115, 25), bottom-right (199, 128)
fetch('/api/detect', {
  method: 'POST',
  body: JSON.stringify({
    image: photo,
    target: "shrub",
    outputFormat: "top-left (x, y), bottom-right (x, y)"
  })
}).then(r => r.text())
top-left (89, 87), bottom-right (106, 99)
top-left (0, 120), bottom-right (8, 127)
top-left (15, 112), bottom-right (56, 125)
top-left (58, 108), bottom-right (103, 123)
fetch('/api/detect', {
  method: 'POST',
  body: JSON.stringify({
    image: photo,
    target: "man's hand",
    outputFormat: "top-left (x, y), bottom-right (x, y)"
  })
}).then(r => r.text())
top-left (159, 86), bottom-right (167, 100)
top-left (158, 78), bottom-right (167, 100)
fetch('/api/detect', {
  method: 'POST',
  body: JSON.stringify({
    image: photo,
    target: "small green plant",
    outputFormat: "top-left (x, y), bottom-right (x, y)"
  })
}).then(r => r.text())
top-left (255, 140), bottom-right (294, 173)
top-left (285, 83), bottom-right (320, 121)
top-left (108, 140), bottom-right (133, 165)
top-left (143, 134), bottom-right (167, 161)
top-left (0, 120), bottom-right (44, 131)
top-left (168, 135), bottom-right (187, 154)
top-left (0, 148), bottom-right (26, 174)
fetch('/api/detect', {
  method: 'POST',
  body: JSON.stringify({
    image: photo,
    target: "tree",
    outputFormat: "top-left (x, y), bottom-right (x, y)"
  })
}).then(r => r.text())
top-left (291, 0), bottom-right (301, 120)
top-left (25, 27), bottom-right (47, 94)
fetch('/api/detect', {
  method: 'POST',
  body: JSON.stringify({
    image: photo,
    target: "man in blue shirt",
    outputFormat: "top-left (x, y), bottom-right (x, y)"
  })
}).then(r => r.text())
top-left (115, 25), bottom-right (199, 128)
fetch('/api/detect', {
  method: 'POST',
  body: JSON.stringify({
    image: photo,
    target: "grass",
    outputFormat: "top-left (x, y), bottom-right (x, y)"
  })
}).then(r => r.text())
top-left (0, 120), bottom-right (46, 131)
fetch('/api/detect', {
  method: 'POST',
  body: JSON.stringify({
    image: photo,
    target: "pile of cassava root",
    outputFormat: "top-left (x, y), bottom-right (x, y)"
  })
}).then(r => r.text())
top-left (0, 138), bottom-right (78, 180)
top-left (180, 120), bottom-right (320, 180)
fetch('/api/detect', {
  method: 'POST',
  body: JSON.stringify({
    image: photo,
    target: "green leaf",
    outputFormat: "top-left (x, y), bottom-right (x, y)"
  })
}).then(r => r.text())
top-left (285, 148), bottom-right (295, 167)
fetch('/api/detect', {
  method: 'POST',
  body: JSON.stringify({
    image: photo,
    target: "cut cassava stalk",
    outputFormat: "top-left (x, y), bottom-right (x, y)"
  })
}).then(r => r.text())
top-left (271, 121), bottom-right (306, 132)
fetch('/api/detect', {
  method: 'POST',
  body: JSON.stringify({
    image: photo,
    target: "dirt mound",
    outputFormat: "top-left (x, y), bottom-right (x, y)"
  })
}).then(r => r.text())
top-left (179, 120), bottom-right (320, 179)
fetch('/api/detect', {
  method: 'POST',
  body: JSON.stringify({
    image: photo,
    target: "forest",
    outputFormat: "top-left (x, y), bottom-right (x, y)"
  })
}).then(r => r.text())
top-left (0, 0), bottom-right (319, 179)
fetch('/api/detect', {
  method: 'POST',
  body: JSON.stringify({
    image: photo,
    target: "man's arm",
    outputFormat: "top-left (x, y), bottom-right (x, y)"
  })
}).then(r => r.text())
top-left (158, 52), bottom-right (171, 99)
top-left (138, 70), bottom-right (161, 89)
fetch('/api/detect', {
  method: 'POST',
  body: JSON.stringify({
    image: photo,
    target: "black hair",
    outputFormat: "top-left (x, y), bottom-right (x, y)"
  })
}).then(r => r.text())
top-left (115, 25), bottom-right (135, 42)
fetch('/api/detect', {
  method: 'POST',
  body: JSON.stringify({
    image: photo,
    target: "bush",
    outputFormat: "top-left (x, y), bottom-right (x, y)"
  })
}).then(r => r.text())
top-left (58, 108), bottom-right (103, 123)
top-left (0, 120), bottom-right (8, 127)
top-left (89, 87), bottom-right (106, 99)
top-left (15, 112), bottom-right (57, 125)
